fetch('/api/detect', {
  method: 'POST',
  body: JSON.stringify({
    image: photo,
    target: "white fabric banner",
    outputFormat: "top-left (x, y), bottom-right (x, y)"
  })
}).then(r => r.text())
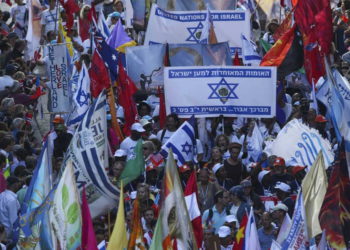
top-left (164, 66), bottom-right (277, 118)
top-left (47, 44), bottom-right (71, 113)
top-left (144, 4), bottom-right (251, 56)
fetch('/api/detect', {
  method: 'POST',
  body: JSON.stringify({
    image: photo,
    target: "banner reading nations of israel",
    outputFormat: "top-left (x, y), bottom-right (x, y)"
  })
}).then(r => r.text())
top-left (144, 4), bottom-right (250, 56)
top-left (164, 66), bottom-right (277, 118)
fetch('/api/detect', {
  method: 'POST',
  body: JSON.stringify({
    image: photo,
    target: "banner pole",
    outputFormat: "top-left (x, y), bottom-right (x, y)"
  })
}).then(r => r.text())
top-left (107, 84), bottom-right (124, 142)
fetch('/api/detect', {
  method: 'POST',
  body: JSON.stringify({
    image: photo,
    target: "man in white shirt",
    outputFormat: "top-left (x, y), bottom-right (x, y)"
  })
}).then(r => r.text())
top-left (0, 177), bottom-right (21, 238)
top-left (156, 114), bottom-right (180, 145)
top-left (10, 0), bottom-right (27, 38)
top-left (0, 64), bottom-right (18, 92)
top-left (218, 226), bottom-right (234, 250)
top-left (41, 0), bottom-right (59, 39)
top-left (119, 122), bottom-right (145, 160)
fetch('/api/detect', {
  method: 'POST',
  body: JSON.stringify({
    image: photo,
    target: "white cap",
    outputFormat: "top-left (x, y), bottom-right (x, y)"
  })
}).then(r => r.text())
top-left (275, 182), bottom-right (291, 193)
top-left (130, 191), bottom-right (137, 200)
top-left (140, 118), bottom-right (152, 127)
top-left (225, 215), bottom-right (238, 223)
top-left (131, 123), bottom-right (146, 133)
top-left (258, 170), bottom-right (270, 184)
top-left (218, 226), bottom-right (231, 238)
top-left (212, 163), bottom-right (223, 174)
top-left (271, 203), bottom-right (289, 212)
top-left (114, 149), bottom-right (127, 157)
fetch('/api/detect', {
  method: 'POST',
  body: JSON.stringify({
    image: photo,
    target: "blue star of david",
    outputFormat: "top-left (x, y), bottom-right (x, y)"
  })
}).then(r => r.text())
top-left (208, 78), bottom-right (238, 104)
top-left (186, 22), bottom-right (204, 43)
top-left (76, 70), bottom-right (90, 107)
top-left (181, 141), bottom-right (192, 156)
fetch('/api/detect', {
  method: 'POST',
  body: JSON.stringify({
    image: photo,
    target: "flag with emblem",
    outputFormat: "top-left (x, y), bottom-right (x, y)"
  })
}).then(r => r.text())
top-left (68, 63), bottom-right (91, 126)
top-left (160, 116), bottom-right (196, 166)
top-left (107, 19), bottom-right (137, 53)
top-left (95, 35), bottom-right (119, 82)
top-left (233, 212), bottom-right (248, 249)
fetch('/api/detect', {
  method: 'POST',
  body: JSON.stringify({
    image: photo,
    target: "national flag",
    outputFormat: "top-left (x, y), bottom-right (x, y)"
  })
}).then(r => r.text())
top-left (260, 24), bottom-right (303, 79)
top-left (89, 49), bottom-right (111, 98)
top-left (160, 150), bottom-right (198, 249)
top-left (97, 9), bottom-right (110, 40)
top-left (301, 151), bottom-right (328, 239)
top-left (160, 116), bottom-right (196, 166)
top-left (127, 198), bottom-right (146, 249)
top-left (67, 63), bottom-right (91, 126)
top-left (81, 186), bottom-right (98, 250)
top-left (158, 86), bottom-right (166, 129)
top-left (233, 213), bottom-right (248, 249)
top-left (319, 141), bottom-right (350, 249)
top-left (245, 208), bottom-right (261, 250)
top-left (119, 140), bottom-right (145, 186)
top-left (67, 92), bottom-right (119, 218)
top-left (117, 59), bottom-right (138, 135)
top-left (49, 160), bottom-right (82, 249)
top-left (79, 17), bottom-right (91, 42)
top-left (246, 121), bottom-right (264, 162)
top-left (59, 0), bottom-right (80, 31)
top-left (25, 0), bottom-right (42, 60)
top-left (98, 241), bottom-right (106, 250)
top-left (260, 38), bottom-right (272, 53)
top-left (199, 8), bottom-right (215, 44)
top-left (276, 214), bottom-right (292, 244)
top-left (57, 19), bottom-right (74, 57)
top-left (96, 38), bottom-right (119, 82)
top-left (107, 181), bottom-right (127, 250)
top-left (280, 191), bottom-right (309, 249)
top-left (107, 19), bottom-right (137, 53)
top-left (233, 50), bottom-right (242, 66)
top-left (273, 12), bottom-right (293, 42)
top-left (184, 171), bottom-right (203, 248)
top-left (149, 210), bottom-right (163, 250)
top-left (293, 0), bottom-right (332, 55)
top-left (241, 34), bottom-right (261, 66)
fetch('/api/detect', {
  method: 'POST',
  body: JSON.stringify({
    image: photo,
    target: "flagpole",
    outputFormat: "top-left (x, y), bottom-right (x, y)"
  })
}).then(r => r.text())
top-left (108, 209), bottom-right (111, 238)
top-left (107, 84), bottom-right (124, 141)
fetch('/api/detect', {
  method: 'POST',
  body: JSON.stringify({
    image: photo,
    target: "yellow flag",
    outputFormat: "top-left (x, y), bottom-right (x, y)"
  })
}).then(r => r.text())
top-left (107, 181), bottom-right (128, 250)
top-left (57, 20), bottom-right (74, 57)
top-left (301, 151), bottom-right (328, 239)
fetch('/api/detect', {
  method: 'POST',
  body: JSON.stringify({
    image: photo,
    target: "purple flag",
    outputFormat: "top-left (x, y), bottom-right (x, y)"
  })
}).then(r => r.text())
top-left (107, 19), bottom-right (132, 49)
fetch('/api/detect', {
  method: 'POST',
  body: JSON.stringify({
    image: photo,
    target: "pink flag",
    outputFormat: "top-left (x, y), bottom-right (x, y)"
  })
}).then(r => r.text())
top-left (81, 186), bottom-right (98, 250)
top-left (184, 171), bottom-right (203, 248)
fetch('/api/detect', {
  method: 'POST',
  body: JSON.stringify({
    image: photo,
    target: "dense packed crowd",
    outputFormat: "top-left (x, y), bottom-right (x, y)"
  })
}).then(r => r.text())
top-left (0, 0), bottom-right (349, 249)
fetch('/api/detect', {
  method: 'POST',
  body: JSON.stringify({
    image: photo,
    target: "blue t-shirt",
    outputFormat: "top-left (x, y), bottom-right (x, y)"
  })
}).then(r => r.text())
top-left (258, 227), bottom-right (276, 250)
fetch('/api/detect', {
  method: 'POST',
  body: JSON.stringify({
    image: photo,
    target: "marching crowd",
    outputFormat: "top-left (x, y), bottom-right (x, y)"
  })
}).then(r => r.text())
top-left (0, 0), bottom-right (349, 249)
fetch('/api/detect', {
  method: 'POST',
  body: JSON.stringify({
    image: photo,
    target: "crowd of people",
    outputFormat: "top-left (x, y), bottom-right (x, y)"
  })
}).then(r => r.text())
top-left (0, 0), bottom-right (348, 249)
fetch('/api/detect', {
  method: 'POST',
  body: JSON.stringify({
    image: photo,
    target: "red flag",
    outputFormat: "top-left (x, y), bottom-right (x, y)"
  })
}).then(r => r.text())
top-left (5, 0), bottom-right (12, 6)
top-left (184, 171), bottom-right (203, 248)
top-left (81, 186), bottom-right (98, 250)
top-left (59, 0), bottom-right (80, 31)
top-left (89, 49), bottom-right (111, 98)
top-left (158, 86), bottom-right (166, 129)
top-left (117, 59), bottom-right (138, 136)
top-left (319, 141), bottom-right (350, 249)
top-left (273, 12), bottom-right (293, 41)
top-left (79, 18), bottom-right (91, 42)
top-left (233, 213), bottom-right (248, 250)
top-left (233, 51), bottom-right (241, 66)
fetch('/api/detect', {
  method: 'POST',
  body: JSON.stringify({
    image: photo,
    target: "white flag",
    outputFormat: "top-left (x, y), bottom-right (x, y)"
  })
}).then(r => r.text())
top-left (245, 207), bottom-right (261, 250)
top-left (241, 34), bottom-right (261, 66)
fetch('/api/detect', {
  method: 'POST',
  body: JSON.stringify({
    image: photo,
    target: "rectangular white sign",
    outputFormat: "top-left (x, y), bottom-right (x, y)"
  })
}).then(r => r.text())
top-left (164, 66), bottom-right (277, 118)
top-left (144, 4), bottom-right (250, 56)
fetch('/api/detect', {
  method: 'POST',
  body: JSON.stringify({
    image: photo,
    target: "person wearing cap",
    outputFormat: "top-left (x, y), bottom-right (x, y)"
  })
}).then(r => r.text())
top-left (228, 185), bottom-right (250, 223)
top-left (156, 113), bottom-right (180, 145)
top-left (114, 148), bottom-right (127, 162)
top-left (274, 182), bottom-right (295, 218)
top-left (271, 203), bottom-right (289, 229)
top-left (140, 118), bottom-right (156, 140)
top-left (217, 226), bottom-right (234, 250)
top-left (224, 215), bottom-right (238, 236)
top-left (52, 116), bottom-right (73, 158)
top-left (108, 11), bottom-right (121, 31)
top-left (262, 19), bottom-right (279, 45)
top-left (198, 168), bottom-right (217, 212)
top-left (314, 114), bottom-right (329, 139)
top-left (179, 162), bottom-right (192, 188)
top-left (0, 176), bottom-right (22, 237)
top-left (271, 157), bottom-right (295, 191)
top-left (224, 142), bottom-right (248, 187)
top-left (145, 163), bottom-right (161, 194)
top-left (120, 122), bottom-right (145, 160)
top-left (202, 190), bottom-right (230, 234)
top-left (213, 163), bottom-right (234, 191)
top-left (257, 212), bottom-right (277, 250)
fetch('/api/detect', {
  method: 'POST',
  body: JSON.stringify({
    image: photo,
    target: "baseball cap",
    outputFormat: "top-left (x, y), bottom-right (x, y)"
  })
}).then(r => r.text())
top-left (53, 115), bottom-right (64, 124)
top-left (131, 123), bottom-right (145, 133)
top-left (140, 118), bottom-right (152, 127)
top-left (315, 115), bottom-right (328, 123)
top-left (114, 149), bottom-right (127, 157)
top-left (275, 182), bottom-right (291, 193)
top-left (225, 215), bottom-right (238, 223)
top-left (273, 157), bottom-right (286, 167)
top-left (271, 203), bottom-right (289, 212)
top-left (109, 11), bottom-right (121, 18)
top-left (212, 163), bottom-right (223, 174)
top-left (218, 226), bottom-right (231, 238)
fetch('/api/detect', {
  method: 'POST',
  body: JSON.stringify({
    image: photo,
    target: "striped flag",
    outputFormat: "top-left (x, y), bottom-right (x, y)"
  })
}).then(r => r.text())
top-left (241, 34), bottom-right (261, 66)
top-left (160, 116), bottom-right (196, 166)
top-left (184, 171), bottom-right (203, 248)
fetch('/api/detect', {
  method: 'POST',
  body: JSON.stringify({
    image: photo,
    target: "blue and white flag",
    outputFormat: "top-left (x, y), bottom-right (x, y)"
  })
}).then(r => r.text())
top-left (97, 10), bottom-right (110, 40)
top-left (98, 240), bottom-right (107, 250)
top-left (241, 34), bottom-right (261, 66)
top-left (68, 63), bottom-right (91, 126)
top-left (199, 8), bottom-right (212, 44)
top-left (281, 191), bottom-right (309, 250)
top-left (160, 116), bottom-right (196, 166)
top-left (245, 207), bottom-right (261, 250)
top-left (67, 91), bottom-right (119, 218)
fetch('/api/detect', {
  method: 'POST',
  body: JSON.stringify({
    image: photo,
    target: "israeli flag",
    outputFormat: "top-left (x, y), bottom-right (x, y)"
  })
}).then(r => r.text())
top-left (199, 8), bottom-right (212, 44)
top-left (160, 116), bottom-right (196, 166)
top-left (68, 63), bottom-right (91, 126)
top-left (98, 10), bottom-right (111, 40)
top-left (241, 34), bottom-right (261, 66)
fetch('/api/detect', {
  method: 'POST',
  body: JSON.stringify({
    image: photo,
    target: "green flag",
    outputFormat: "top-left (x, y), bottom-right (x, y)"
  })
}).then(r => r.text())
top-left (149, 210), bottom-right (163, 250)
top-left (260, 38), bottom-right (272, 53)
top-left (119, 140), bottom-right (145, 185)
